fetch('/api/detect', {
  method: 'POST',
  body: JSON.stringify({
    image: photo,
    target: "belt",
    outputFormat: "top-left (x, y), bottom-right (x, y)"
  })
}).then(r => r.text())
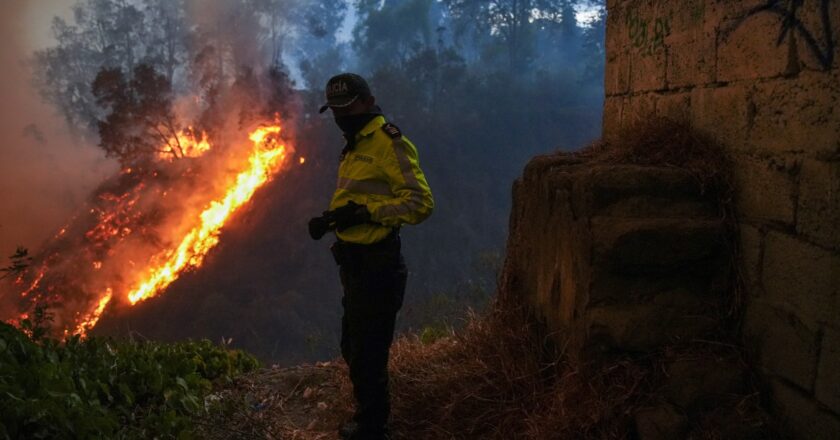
top-left (335, 227), bottom-right (400, 251)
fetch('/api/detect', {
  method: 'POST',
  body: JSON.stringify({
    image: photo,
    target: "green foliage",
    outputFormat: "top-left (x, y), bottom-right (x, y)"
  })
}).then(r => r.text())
top-left (0, 323), bottom-right (258, 439)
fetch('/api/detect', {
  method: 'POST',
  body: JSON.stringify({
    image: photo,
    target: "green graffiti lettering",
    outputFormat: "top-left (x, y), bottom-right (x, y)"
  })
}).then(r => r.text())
top-left (626, 9), bottom-right (671, 58)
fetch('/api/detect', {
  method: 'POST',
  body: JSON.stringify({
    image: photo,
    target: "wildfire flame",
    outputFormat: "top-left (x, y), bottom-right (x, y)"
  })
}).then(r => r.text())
top-left (127, 125), bottom-right (286, 304)
top-left (159, 127), bottom-right (212, 160)
top-left (5, 122), bottom-right (290, 338)
top-left (71, 288), bottom-right (113, 337)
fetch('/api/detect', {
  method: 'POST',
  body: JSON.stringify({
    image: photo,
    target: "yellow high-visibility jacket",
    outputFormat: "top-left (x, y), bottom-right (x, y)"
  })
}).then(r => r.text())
top-left (329, 115), bottom-right (434, 244)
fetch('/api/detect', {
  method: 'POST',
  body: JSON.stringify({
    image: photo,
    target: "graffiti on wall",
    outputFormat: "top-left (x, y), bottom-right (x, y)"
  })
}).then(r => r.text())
top-left (729, 0), bottom-right (835, 70)
top-left (626, 10), bottom-right (672, 57)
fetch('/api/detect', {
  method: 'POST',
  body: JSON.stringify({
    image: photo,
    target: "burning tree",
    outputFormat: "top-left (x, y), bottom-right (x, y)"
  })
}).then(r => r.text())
top-left (0, 0), bottom-right (335, 340)
top-left (5, 54), bottom-right (298, 338)
top-left (92, 64), bottom-right (198, 164)
top-left (1, 117), bottom-right (292, 337)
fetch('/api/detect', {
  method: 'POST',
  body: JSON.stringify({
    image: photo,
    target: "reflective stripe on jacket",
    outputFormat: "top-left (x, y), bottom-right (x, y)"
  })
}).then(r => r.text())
top-left (330, 115), bottom-right (434, 244)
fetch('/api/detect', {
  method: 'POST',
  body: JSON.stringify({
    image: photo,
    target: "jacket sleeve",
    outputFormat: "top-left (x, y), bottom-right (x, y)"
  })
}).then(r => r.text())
top-left (366, 136), bottom-right (434, 226)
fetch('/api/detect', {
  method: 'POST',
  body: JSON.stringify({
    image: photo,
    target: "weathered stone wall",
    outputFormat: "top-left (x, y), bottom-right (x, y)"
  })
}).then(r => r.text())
top-left (502, 155), bottom-right (763, 437)
top-left (603, 0), bottom-right (839, 438)
top-left (503, 157), bottom-right (729, 359)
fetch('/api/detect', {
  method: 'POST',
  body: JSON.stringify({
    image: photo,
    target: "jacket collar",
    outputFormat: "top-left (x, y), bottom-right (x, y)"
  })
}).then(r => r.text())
top-left (357, 115), bottom-right (386, 139)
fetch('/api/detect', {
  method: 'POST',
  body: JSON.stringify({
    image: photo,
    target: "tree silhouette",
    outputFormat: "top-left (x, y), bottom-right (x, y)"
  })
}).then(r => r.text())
top-left (92, 64), bottom-right (184, 164)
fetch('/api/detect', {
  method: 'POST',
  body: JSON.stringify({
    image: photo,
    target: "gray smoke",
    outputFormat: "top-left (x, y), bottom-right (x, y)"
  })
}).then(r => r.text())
top-left (0, 0), bottom-right (116, 257)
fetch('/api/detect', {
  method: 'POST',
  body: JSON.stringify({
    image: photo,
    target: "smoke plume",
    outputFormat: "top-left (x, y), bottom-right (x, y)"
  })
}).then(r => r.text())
top-left (0, 0), bottom-right (115, 257)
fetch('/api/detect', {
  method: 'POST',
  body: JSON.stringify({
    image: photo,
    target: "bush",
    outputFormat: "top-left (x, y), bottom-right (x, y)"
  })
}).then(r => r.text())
top-left (0, 322), bottom-right (258, 439)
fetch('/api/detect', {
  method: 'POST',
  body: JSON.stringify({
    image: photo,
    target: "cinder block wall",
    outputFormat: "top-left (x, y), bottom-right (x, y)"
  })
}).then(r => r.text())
top-left (603, 0), bottom-right (839, 437)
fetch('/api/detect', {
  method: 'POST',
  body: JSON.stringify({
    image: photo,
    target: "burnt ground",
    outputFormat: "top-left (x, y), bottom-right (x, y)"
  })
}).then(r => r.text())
top-left (195, 361), bottom-right (354, 440)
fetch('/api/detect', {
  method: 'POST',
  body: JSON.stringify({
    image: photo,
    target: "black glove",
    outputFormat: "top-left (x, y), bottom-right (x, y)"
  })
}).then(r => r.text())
top-left (308, 216), bottom-right (331, 240)
top-left (332, 201), bottom-right (371, 231)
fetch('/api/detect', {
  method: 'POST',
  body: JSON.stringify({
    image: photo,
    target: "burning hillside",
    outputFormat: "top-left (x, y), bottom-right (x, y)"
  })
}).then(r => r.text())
top-left (1, 120), bottom-right (294, 337)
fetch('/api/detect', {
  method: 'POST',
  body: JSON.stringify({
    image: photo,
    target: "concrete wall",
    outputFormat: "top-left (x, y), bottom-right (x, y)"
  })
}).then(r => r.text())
top-left (603, 0), bottom-right (839, 437)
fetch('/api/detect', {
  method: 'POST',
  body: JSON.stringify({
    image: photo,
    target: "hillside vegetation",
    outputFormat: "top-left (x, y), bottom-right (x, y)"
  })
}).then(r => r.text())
top-left (0, 312), bottom-right (258, 439)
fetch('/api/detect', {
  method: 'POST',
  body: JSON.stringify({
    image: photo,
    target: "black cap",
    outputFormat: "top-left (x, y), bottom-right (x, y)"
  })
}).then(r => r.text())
top-left (318, 73), bottom-right (371, 113)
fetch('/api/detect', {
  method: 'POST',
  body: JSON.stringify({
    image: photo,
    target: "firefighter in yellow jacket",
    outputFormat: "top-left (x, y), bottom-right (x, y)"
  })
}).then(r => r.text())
top-left (308, 73), bottom-right (433, 440)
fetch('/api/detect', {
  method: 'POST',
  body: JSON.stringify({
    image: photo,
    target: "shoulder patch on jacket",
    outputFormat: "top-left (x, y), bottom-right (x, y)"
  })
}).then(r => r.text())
top-left (381, 122), bottom-right (402, 138)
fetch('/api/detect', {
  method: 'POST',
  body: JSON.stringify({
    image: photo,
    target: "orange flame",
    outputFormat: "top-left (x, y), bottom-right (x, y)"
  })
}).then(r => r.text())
top-left (20, 270), bottom-right (45, 297)
top-left (127, 124), bottom-right (287, 305)
top-left (158, 128), bottom-right (211, 160)
top-left (71, 288), bottom-right (113, 336)
top-left (9, 122), bottom-right (289, 339)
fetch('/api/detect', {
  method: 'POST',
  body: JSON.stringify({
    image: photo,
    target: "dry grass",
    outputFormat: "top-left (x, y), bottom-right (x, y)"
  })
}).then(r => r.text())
top-left (579, 116), bottom-right (733, 196)
top-left (387, 298), bottom-right (648, 439)
top-left (385, 299), bottom-right (775, 440)
top-left (195, 299), bottom-right (774, 439)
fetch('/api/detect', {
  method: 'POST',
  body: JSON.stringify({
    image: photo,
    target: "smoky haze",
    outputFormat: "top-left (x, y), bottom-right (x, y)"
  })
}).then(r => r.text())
top-left (1, 0), bottom-right (606, 365)
top-left (0, 0), bottom-right (115, 257)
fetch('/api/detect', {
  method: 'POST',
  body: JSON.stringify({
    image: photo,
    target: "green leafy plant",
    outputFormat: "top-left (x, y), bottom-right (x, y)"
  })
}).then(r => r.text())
top-left (0, 323), bottom-right (259, 439)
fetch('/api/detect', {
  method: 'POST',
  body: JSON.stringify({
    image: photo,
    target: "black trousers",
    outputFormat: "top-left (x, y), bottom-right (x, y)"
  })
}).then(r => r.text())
top-left (332, 232), bottom-right (407, 431)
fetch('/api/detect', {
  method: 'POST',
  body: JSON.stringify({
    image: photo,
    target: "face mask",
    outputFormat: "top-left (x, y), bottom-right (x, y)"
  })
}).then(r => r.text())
top-left (334, 113), bottom-right (377, 135)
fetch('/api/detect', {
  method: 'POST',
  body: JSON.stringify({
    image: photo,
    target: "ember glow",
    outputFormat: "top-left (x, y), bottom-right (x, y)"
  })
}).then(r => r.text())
top-left (2, 121), bottom-right (291, 337)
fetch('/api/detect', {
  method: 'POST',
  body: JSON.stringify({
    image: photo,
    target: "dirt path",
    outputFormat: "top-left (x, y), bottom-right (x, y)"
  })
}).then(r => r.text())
top-left (196, 361), bottom-right (354, 440)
